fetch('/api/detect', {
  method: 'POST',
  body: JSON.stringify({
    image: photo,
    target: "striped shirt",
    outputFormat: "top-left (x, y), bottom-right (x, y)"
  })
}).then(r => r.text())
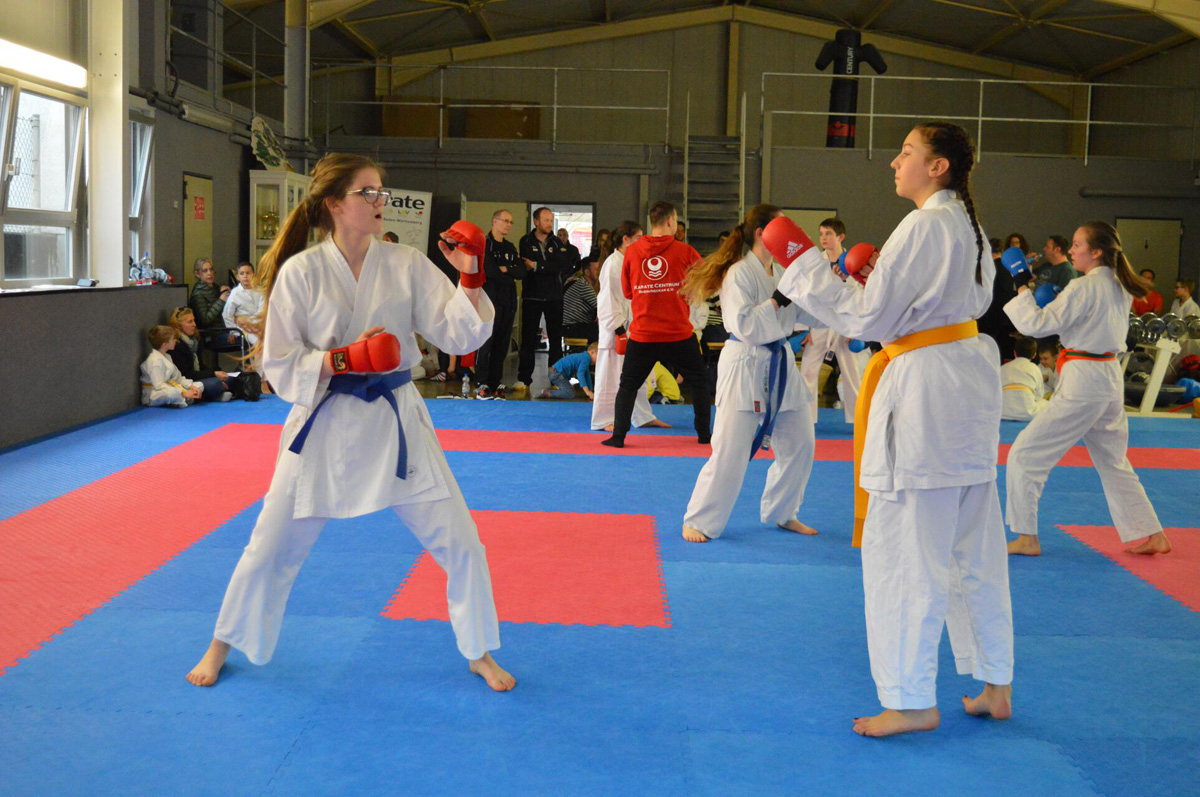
top-left (562, 277), bottom-right (598, 325)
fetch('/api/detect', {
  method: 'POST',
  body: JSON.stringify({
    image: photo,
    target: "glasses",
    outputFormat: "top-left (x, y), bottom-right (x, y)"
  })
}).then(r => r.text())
top-left (346, 187), bottom-right (392, 205)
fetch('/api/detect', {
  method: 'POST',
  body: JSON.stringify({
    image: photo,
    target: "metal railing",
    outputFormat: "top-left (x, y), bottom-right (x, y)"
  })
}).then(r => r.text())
top-left (311, 62), bottom-right (671, 150)
top-left (167, 0), bottom-right (285, 121)
top-left (760, 72), bottom-right (1200, 167)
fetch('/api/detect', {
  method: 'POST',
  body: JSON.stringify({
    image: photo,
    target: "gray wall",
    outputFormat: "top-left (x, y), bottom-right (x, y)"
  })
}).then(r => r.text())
top-left (151, 113), bottom-right (251, 283)
top-left (0, 285), bottom-right (188, 449)
top-left (0, 0), bottom-right (86, 64)
top-left (767, 148), bottom-right (1200, 282)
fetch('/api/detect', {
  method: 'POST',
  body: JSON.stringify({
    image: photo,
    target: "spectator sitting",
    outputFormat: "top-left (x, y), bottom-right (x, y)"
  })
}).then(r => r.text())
top-left (562, 258), bottom-right (600, 342)
top-left (141, 326), bottom-right (204, 407)
top-left (1000, 337), bottom-right (1047, 421)
top-left (222, 261), bottom-right (263, 347)
top-left (189, 257), bottom-right (230, 330)
top-left (168, 307), bottom-right (234, 401)
top-left (540, 344), bottom-right (597, 400)
top-left (1038, 342), bottom-right (1061, 395)
top-left (1131, 269), bottom-right (1163, 315)
top-left (1171, 278), bottom-right (1199, 318)
top-left (382, 231), bottom-right (400, 243)
top-left (648, 361), bottom-right (682, 404)
top-left (1035, 235), bottom-right (1075, 290)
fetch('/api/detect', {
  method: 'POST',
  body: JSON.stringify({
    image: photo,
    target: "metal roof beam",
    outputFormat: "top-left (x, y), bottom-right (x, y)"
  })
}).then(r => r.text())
top-left (309, 0), bottom-right (381, 30)
top-left (1083, 29), bottom-right (1194, 78)
top-left (859, 0), bottom-right (899, 29)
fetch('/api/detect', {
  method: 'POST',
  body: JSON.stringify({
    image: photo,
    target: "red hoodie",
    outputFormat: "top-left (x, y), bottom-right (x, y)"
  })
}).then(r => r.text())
top-left (621, 235), bottom-right (702, 342)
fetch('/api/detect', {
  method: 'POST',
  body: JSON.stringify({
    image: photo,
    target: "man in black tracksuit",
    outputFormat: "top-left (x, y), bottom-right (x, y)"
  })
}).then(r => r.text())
top-left (476, 210), bottom-right (522, 397)
top-left (517, 207), bottom-right (576, 387)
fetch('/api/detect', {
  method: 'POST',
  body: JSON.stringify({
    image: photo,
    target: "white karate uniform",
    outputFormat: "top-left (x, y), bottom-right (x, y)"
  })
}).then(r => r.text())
top-left (800, 281), bottom-right (865, 424)
top-left (140, 349), bottom-right (195, 406)
top-left (223, 283), bottom-right (265, 346)
top-left (1003, 267), bottom-right (1163, 543)
top-left (778, 189), bottom-right (1012, 709)
top-left (1170, 295), bottom-right (1200, 367)
top-left (1038, 361), bottom-right (1058, 394)
top-left (591, 249), bottom-right (658, 430)
top-left (999, 357), bottom-right (1046, 421)
top-left (214, 237), bottom-right (501, 663)
top-left (684, 252), bottom-right (819, 538)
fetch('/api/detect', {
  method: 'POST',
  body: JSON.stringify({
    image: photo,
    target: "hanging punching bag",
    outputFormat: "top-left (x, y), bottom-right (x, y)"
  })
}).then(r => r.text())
top-left (815, 29), bottom-right (888, 148)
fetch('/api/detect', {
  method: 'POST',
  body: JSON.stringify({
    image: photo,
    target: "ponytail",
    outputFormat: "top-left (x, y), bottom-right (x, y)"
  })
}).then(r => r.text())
top-left (680, 203), bottom-right (781, 304)
top-left (1080, 221), bottom-right (1151, 298)
top-left (915, 122), bottom-right (984, 284)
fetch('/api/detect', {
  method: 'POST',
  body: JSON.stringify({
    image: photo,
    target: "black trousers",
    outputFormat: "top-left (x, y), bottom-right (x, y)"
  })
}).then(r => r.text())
top-left (477, 289), bottom-right (517, 389)
top-left (613, 336), bottom-right (711, 439)
top-left (518, 298), bottom-right (563, 384)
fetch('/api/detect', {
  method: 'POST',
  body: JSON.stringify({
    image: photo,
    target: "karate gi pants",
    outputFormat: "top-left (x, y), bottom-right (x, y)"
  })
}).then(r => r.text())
top-left (590, 346), bottom-right (655, 430)
top-left (801, 329), bottom-right (863, 423)
top-left (213, 428), bottom-right (501, 665)
top-left (1005, 396), bottom-right (1162, 542)
top-left (683, 408), bottom-right (814, 539)
top-left (861, 482), bottom-right (1013, 710)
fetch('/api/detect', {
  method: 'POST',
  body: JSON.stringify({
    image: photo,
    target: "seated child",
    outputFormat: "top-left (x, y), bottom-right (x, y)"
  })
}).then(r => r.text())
top-left (1038, 342), bottom-right (1060, 395)
top-left (648, 361), bottom-right (682, 404)
top-left (141, 325), bottom-right (203, 407)
top-left (1000, 337), bottom-right (1047, 421)
top-left (541, 343), bottom-right (597, 400)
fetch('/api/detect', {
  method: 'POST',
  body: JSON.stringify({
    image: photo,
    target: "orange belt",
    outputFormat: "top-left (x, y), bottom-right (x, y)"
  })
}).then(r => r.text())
top-left (1056, 348), bottom-right (1115, 374)
top-left (852, 320), bottom-right (979, 548)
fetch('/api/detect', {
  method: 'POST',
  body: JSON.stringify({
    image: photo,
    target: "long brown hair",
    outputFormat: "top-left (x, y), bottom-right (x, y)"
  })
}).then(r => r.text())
top-left (680, 204), bottom-right (780, 304)
top-left (251, 153), bottom-right (385, 356)
top-left (915, 122), bottom-right (985, 284)
top-left (1079, 221), bottom-right (1151, 298)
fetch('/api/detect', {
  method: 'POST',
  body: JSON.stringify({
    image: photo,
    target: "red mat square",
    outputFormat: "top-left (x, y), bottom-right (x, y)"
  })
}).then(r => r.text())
top-left (382, 510), bottom-right (670, 627)
top-left (1059, 525), bottom-right (1200, 613)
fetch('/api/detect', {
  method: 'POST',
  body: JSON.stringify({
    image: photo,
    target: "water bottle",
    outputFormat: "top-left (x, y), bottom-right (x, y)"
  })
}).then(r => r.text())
top-left (139, 252), bottom-right (153, 282)
top-left (461, 373), bottom-right (470, 398)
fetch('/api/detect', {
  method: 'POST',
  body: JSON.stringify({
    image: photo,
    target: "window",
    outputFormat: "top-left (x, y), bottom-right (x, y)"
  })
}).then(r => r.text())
top-left (526, 202), bottom-right (595, 256)
top-left (129, 120), bottom-right (154, 264)
top-left (0, 83), bottom-right (86, 287)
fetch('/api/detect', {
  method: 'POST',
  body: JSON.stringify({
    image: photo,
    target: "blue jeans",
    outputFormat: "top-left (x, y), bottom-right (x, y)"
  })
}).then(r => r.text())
top-left (546, 368), bottom-right (577, 399)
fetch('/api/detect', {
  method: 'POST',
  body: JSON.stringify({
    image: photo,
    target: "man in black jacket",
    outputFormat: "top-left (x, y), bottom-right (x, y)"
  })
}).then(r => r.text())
top-left (476, 209), bottom-right (522, 398)
top-left (516, 207), bottom-right (575, 389)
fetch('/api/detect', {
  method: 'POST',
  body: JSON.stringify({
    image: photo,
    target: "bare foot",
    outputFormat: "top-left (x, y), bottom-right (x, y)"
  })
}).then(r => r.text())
top-left (963, 683), bottom-right (1012, 720)
top-left (682, 525), bottom-right (710, 543)
top-left (644, 419), bottom-right (673, 428)
top-left (469, 652), bottom-right (516, 691)
top-left (1125, 531), bottom-right (1172, 555)
top-left (186, 639), bottom-right (231, 687)
top-left (778, 519), bottom-right (818, 536)
top-left (603, 424), bottom-right (614, 432)
top-left (1007, 535), bottom-right (1041, 556)
top-left (853, 707), bottom-right (940, 737)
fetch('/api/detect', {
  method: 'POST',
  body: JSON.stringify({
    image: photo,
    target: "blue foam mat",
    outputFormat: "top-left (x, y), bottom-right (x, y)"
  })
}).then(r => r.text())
top-left (2, 398), bottom-right (1198, 795)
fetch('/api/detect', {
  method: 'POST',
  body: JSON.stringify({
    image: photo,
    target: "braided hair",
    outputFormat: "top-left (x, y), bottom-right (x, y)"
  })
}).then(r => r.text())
top-left (915, 122), bottom-right (984, 284)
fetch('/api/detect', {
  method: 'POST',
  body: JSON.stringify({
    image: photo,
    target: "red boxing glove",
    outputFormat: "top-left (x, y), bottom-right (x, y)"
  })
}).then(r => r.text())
top-left (615, 333), bottom-right (628, 355)
top-left (329, 333), bottom-right (402, 375)
top-left (844, 242), bottom-right (879, 287)
top-left (441, 220), bottom-right (487, 288)
top-left (762, 216), bottom-right (815, 268)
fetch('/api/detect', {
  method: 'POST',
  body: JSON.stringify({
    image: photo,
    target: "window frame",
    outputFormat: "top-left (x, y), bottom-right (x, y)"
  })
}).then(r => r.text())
top-left (128, 115), bottom-right (154, 266)
top-left (0, 75), bottom-right (88, 288)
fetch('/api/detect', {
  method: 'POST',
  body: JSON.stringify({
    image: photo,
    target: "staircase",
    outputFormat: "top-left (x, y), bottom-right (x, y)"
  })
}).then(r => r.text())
top-left (683, 135), bottom-right (742, 257)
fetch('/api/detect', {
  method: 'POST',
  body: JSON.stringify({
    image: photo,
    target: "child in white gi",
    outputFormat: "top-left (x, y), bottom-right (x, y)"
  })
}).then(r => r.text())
top-left (999, 337), bottom-right (1047, 421)
top-left (187, 154), bottom-right (515, 692)
top-left (141, 325), bottom-right (203, 407)
top-left (768, 123), bottom-right (1014, 737)
top-left (679, 204), bottom-right (820, 543)
top-left (222, 261), bottom-right (265, 346)
top-left (1004, 222), bottom-right (1170, 557)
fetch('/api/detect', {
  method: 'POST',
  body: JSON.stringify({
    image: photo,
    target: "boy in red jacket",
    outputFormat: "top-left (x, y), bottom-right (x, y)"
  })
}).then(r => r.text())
top-left (603, 201), bottom-right (711, 447)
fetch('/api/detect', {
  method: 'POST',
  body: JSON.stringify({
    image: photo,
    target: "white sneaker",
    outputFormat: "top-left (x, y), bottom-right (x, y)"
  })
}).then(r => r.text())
top-left (220, 392), bottom-right (234, 402)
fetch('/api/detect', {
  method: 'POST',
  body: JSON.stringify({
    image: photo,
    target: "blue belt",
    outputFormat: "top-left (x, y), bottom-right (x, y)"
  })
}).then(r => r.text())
top-left (729, 334), bottom-right (789, 460)
top-left (288, 370), bottom-right (413, 479)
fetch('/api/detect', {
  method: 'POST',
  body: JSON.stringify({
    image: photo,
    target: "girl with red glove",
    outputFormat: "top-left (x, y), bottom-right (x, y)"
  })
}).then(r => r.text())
top-left (188, 154), bottom-right (515, 692)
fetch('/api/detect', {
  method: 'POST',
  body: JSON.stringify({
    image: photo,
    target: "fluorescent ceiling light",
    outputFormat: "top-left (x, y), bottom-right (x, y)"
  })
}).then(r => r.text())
top-left (0, 37), bottom-right (87, 89)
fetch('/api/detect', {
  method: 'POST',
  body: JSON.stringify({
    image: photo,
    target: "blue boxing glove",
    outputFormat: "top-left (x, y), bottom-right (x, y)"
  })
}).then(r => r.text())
top-left (1001, 246), bottom-right (1034, 289)
top-left (848, 339), bottom-right (866, 353)
top-left (1178, 378), bottom-right (1200, 403)
top-left (1033, 283), bottom-right (1062, 308)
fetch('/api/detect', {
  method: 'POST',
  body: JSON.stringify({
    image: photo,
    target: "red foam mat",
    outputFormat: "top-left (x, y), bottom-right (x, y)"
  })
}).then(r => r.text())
top-left (1059, 525), bottom-right (1200, 612)
top-left (0, 423), bottom-right (279, 673)
top-left (383, 510), bottom-right (670, 627)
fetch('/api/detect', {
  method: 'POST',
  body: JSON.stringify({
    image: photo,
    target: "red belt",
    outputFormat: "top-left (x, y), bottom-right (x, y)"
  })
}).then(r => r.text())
top-left (1056, 348), bottom-right (1115, 374)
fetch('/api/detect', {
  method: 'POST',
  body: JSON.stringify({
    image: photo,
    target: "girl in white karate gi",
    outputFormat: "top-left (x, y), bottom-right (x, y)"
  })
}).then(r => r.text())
top-left (679, 204), bottom-right (819, 543)
top-left (1004, 222), bottom-right (1170, 557)
top-left (771, 123), bottom-right (1013, 737)
top-left (590, 220), bottom-right (670, 432)
top-left (187, 154), bottom-right (515, 692)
